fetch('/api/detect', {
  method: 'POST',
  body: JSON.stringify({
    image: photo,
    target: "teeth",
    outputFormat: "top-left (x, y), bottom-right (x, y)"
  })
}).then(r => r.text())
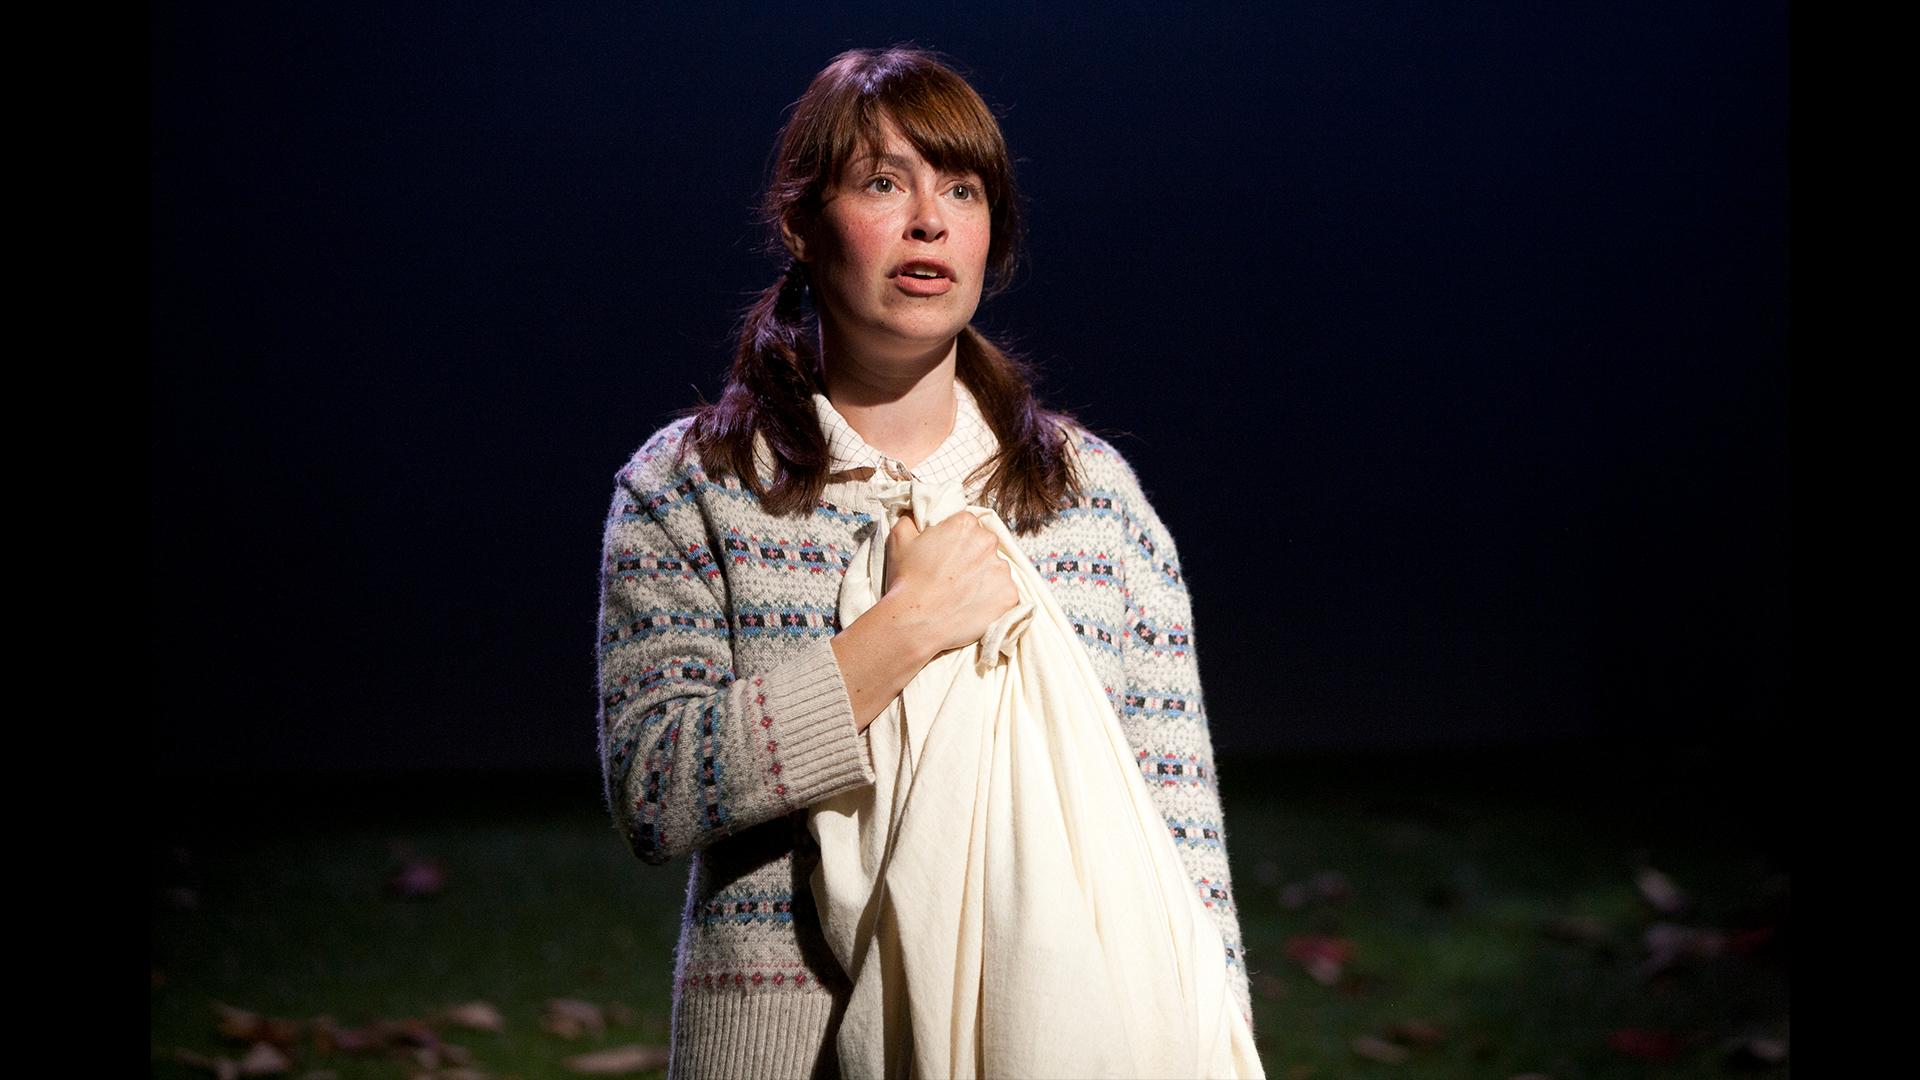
top-left (907, 268), bottom-right (942, 278)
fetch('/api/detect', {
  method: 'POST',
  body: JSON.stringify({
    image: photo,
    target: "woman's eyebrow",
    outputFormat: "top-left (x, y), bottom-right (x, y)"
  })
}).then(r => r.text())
top-left (853, 151), bottom-right (982, 182)
top-left (860, 152), bottom-right (916, 171)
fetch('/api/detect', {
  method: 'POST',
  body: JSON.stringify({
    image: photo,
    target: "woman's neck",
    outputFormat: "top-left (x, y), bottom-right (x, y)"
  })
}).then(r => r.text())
top-left (820, 338), bottom-right (961, 472)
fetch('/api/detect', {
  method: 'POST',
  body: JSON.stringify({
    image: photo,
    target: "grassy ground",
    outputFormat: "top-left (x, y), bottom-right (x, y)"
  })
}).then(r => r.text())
top-left (150, 739), bottom-right (1788, 1079)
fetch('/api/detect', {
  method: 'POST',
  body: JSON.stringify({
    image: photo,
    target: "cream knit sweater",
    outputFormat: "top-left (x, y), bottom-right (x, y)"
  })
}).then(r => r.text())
top-left (597, 387), bottom-right (1256, 1078)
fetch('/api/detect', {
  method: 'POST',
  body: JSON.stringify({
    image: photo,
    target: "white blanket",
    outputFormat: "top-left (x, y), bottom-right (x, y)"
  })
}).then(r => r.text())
top-left (809, 476), bottom-right (1264, 1079)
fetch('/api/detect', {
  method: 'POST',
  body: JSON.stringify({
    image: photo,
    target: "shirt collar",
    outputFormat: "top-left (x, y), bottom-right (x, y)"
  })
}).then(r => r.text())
top-left (813, 379), bottom-right (999, 494)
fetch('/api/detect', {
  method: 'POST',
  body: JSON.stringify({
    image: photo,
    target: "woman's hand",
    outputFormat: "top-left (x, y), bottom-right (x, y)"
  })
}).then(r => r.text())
top-left (830, 509), bottom-right (1021, 734)
top-left (884, 511), bottom-right (1021, 656)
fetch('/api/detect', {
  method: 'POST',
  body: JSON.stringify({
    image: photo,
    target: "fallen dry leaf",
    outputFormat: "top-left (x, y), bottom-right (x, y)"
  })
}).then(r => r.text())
top-left (1633, 866), bottom-right (1688, 915)
top-left (307, 1015), bottom-right (432, 1057)
top-left (543, 999), bottom-right (608, 1040)
top-left (1283, 936), bottom-right (1355, 964)
top-left (214, 1004), bottom-right (302, 1048)
top-left (310, 1020), bottom-right (382, 1056)
top-left (215, 1003), bottom-right (262, 1041)
top-left (1386, 1018), bottom-right (1446, 1047)
top-left (389, 1017), bottom-right (442, 1050)
top-left (1283, 935), bottom-right (1354, 987)
top-left (438, 1002), bottom-right (505, 1033)
top-left (1642, 922), bottom-right (1729, 975)
top-left (266, 1019), bottom-right (302, 1048)
top-left (1725, 1035), bottom-right (1788, 1067)
top-left (238, 1041), bottom-right (292, 1076)
top-left (172, 1047), bottom-right (240, 1080)
top-left (564, 1044), bottom-right (670, 1075)
top-left (1606, 1028), bottom-right (1685, 1062)
top-left (1351, 1033), bottom-right (1409, 1064)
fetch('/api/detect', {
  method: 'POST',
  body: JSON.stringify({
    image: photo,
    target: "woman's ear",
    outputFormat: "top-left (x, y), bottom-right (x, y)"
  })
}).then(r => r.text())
top-left (779, 212), bottom-right (810, 264)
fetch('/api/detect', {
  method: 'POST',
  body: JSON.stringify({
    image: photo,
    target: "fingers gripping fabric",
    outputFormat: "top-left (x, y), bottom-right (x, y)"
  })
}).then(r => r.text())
top-left (808, 477), bottom-right (1264, 1079)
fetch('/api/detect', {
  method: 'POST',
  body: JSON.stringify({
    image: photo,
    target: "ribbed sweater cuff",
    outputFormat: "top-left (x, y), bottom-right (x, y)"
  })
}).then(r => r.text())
top-left (767, 638), bottom-right (875, 807)
top-left (671, 984), bottom-right (840, 1080)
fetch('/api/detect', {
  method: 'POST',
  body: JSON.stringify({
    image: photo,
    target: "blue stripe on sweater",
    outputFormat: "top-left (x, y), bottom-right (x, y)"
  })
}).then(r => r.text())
top-left (1165, 816), bottom-right (1225, 850)
top-left (1120, 689), bottom-right (1205, 722)
top-left (1059, 612), bottom-right (1124, 656)
top-left (721, 529), bottom-right (853, 573)
top-left (1054, 487), bottom-right (1128, 524)
top-left (733, 605), bottom-right (838, 639)
top-left (600, 610), bottom-right (730, 654)
top-left (1033, 551), bottom-right (1123, 589)
top-left (693, 890), bottom-right (797, 927)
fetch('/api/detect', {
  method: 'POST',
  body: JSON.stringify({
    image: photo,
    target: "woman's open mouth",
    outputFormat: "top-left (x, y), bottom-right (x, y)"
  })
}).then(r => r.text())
top-left (894, 259), bottom-right (955, 296)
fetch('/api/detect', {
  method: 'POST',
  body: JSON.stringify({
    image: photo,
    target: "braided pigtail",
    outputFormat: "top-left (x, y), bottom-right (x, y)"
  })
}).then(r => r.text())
top-left (684, 260), bottom-right (833, 515)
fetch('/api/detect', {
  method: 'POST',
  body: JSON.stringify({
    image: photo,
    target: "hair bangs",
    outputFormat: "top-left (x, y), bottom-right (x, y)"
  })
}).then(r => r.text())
top-left (871, 92), bottom-right (1006, 198)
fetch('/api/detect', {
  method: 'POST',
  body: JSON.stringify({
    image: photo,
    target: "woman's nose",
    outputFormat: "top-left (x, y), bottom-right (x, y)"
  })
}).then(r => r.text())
top-left (907, 192), bottom-right (947, 242)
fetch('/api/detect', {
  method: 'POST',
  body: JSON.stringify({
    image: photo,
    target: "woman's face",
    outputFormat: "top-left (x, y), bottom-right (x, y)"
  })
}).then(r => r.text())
top-left (786, 114), bottom-right (992, 370)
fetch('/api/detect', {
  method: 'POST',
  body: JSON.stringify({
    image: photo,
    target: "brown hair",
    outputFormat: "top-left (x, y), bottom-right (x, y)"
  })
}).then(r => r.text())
top-left (679, 45), bottom-right (1085, 535)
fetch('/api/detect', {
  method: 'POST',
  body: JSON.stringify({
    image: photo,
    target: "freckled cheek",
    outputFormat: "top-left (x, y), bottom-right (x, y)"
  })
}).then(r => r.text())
top-left (840, 227), bottom-right (896, 282)
top-left (861, 240), bottom-right (898, 279)
top-left (962, 222), bottom-right (993, 278)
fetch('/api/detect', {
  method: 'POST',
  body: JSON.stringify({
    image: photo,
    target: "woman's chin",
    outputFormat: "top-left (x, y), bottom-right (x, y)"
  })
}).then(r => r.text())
top-left (830, 319), bottom-right (973, 365)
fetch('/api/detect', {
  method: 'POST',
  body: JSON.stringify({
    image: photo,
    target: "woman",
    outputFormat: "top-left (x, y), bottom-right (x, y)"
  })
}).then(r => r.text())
top-left (597, 46), bottom-right (1254, 1078)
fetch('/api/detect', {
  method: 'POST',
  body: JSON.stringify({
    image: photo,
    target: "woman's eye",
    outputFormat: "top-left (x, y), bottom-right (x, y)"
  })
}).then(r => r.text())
top-left (868, 176), bottom-right (896, 194)
top-left (951, 183), bottom-right (976, 201)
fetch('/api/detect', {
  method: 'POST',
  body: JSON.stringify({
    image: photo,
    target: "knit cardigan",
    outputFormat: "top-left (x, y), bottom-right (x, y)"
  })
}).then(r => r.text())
top-left (597, 414), bottom-right (1255, 1079)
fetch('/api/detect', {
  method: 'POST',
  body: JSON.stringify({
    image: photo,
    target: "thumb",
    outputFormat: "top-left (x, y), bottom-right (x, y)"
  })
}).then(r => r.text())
top-left (882, 512), bottom-right (916, 597)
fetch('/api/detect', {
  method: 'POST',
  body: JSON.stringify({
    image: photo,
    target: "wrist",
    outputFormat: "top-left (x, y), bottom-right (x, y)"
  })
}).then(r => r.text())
top-left (867, 587), bottom-right (944, 668)
top-left (831, 588), bottom-right (942, 735)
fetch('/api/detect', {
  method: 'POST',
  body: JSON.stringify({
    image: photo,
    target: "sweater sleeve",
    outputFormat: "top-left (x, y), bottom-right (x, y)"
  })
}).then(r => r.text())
top-left (596, 454), bottom-right (876, 866)
top-left (1106, 446), bottom-right (1259, 1037)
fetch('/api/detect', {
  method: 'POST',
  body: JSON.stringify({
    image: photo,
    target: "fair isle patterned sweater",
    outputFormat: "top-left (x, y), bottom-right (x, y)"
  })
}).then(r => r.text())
top-left (597, 408), bottom-right (1254, 1079)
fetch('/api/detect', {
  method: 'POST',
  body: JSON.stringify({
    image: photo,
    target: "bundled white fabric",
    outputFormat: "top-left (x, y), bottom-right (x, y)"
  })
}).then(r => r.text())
top-left (809, 476), bottom-right (1264, 1080)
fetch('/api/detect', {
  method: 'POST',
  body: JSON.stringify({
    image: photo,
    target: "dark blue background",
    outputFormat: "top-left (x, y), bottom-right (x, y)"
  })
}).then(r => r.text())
top-left (150, 4), bottom-right (1789, 772)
